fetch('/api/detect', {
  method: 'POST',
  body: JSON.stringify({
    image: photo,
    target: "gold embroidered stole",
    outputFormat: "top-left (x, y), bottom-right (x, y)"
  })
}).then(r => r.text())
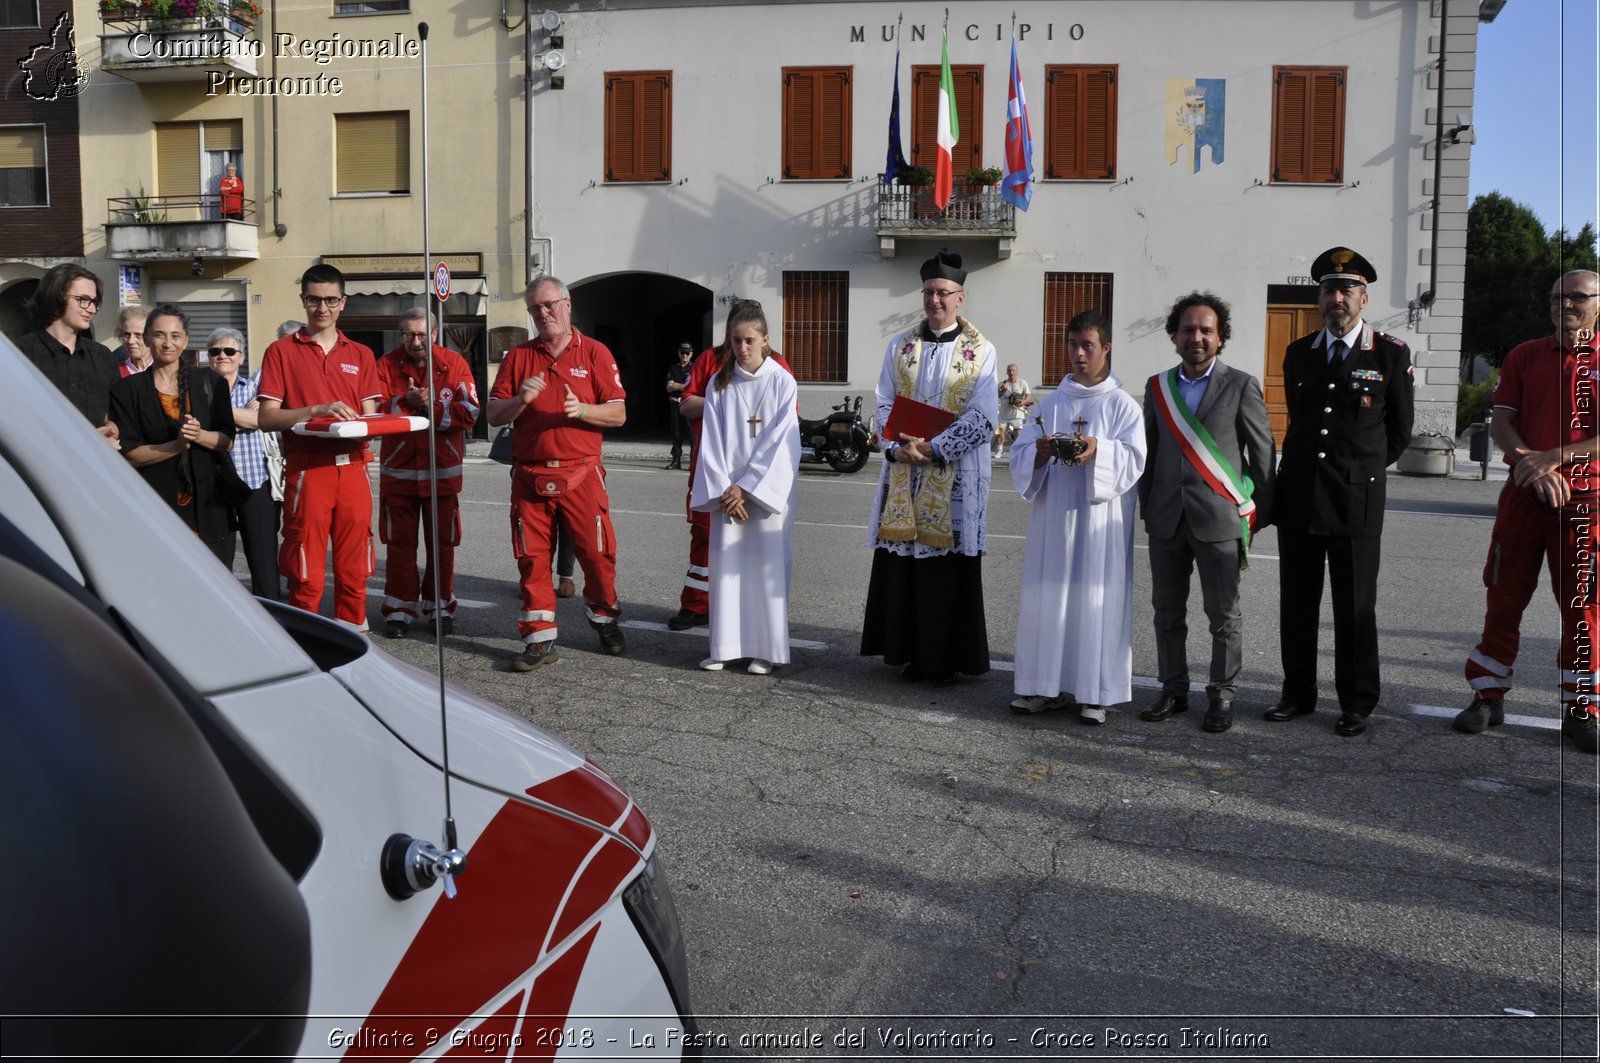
top-left (878, 318), bottom-right (986, 549)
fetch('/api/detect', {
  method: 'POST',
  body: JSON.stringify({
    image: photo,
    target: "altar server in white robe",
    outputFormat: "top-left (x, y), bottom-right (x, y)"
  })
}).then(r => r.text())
top-left (1010, 310), bottom-right (1146, 724)
top-left (690, 304), bottom-right (800, 674)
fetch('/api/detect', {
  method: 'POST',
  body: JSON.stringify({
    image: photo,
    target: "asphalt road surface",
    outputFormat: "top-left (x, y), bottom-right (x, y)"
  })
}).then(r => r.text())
top-left (340, 446), bottom-right (1596, 1063)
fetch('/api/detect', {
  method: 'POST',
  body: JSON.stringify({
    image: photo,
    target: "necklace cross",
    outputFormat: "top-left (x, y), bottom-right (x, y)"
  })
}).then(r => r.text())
top-left (1073, 414), bottom-right (1089, 435)
top-left (748, 413), bottom-right (763, 437)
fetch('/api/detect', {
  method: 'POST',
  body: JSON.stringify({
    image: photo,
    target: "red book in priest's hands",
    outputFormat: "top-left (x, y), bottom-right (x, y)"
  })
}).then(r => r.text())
top-left (881, 396), bottom-right (957, 443)
top-left (292, 414), bottom-right (428, 438)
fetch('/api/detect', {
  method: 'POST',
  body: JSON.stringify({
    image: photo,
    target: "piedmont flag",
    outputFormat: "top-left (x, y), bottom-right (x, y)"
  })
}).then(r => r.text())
top-left (933, 29), bottom-right (959, 210)
top-left (883, 44), bottom-right (909, 185)
top-left (1001, 36), bottom-right (1034, 210)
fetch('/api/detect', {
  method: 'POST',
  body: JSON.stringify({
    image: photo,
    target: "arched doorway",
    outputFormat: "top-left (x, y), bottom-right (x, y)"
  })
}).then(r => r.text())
top-left (569, 273), bottom-right (713, 438)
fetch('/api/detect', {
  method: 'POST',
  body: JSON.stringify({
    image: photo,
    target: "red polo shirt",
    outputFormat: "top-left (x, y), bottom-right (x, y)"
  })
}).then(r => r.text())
top-left (258, 329), bottom-right (381, 462)
top-left (490, 329), bottom-right (625, 464)
top-left (1493, 334), bottom-right (1598, 459)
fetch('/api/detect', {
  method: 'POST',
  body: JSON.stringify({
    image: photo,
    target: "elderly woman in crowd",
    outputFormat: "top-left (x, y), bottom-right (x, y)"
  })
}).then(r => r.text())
top-left (108, 304), bottom-right (236, 561)
top-left (111, 306), bottom-right (151, 377)
top-left (207, 326), bottom-right (280, 599)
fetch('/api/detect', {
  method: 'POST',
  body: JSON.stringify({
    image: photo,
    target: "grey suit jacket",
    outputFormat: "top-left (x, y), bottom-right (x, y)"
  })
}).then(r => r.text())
top-left (1139, 360), bottom-right (1276, 542)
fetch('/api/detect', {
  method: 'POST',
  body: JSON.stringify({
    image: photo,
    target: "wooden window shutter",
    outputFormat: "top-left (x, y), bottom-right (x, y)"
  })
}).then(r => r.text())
top-left (156, 122), bottom-right (200, 196)
top-left (910, 65), bottom-right (982, 171)
top-left (203, 119), bottom-right (243, 153)
top-left (1044, 65), bottom-right (1117, 179)
top-left (782, 67), bottom-right (852, 180)
top-left (605, 71), bottom-right (671, 182)
top-left (335, 112), bottom-right (408, 194)
top-left (0, 126), bottom-right (44, 168)
top-left (1272, 65), bottom-right (1344, 183)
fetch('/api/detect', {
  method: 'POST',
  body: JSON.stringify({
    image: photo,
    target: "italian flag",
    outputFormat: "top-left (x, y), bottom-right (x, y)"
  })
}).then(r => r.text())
top-left (934, 30), bottom-right (959, 210)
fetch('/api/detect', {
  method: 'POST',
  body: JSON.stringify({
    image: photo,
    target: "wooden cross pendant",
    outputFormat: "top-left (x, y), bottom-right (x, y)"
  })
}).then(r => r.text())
top-left (1073, 414), bottom-right (1089, 436)
top-left (748, 413), bottom-right (763, 437)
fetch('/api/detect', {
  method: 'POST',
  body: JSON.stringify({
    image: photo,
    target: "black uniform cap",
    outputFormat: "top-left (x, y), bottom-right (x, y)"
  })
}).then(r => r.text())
top-left (1312, 246), bottom-right (1377, 289)
top-left (920, 250), bottom-right (966, 286)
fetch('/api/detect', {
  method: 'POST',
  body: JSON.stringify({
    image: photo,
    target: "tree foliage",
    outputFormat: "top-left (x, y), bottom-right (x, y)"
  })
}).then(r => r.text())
top-left (1463, 192), bottom-right (1599, 366)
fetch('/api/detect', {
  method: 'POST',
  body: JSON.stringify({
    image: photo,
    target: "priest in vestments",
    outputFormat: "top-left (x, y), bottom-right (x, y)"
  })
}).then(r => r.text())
top-left (861, 251), bottom-right (999, 684)
top-left (690, 305), bottom-right (801, 673)
top-left (1010, 310), bottom-right (1146, 724)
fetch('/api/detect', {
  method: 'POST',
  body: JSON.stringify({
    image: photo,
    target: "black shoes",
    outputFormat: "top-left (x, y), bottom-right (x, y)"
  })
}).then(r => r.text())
top-left (1139, 689), bottom-right (1189, 721)
top-left (436, 615), bottom-right (453, 637)
top-left (1564, 710), bottom-right (1599, 754)
top-left (1454, 696), bottom-right (1505, 734)
top-left (591, 618), bottom-right (627, 655)
top-left (666, 457), bottom-right (683, 470)
top-left (510, 642), bottom-right (559, 672)
top-left (1263, 701), bottom-right (1314, 722)
top-left (667, 608), bottom-right (708, 631)
top-left (383, 619), bottom-right (407, 639)
top-left (1201, 697), bottom-right (1234, 733)
top-left (898, 662), bottom-right (955, 685)
top-left (1334, 711), bottom-right (1368, 737)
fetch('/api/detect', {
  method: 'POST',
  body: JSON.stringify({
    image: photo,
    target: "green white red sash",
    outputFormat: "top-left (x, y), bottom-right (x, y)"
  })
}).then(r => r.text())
top-left (1150, 367), bottom-right (1257, 560)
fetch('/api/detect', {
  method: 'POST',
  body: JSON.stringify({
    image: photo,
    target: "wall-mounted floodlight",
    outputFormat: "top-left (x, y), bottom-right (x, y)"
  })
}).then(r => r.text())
top-left (539, 10), bottom-right (562, 32)
top-left (541, 50), bottom-right (566, 72)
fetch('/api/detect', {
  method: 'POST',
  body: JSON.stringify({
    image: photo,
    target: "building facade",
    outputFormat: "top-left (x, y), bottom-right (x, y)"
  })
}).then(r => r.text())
top-left (3, 0), bottom-right (1485, 441)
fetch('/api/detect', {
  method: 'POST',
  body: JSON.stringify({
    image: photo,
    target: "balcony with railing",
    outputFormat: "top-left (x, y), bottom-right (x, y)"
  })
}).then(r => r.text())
top-left (105, 194), bottom-right (260, 262)
top-left (875, 175), bottom-right (1018, 259)
top-left (98, 0), bottom-right (262, 82)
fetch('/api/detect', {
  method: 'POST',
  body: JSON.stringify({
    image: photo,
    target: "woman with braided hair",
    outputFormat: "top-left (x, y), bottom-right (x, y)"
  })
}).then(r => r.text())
top-left (108, 303), bottom-right (236, 561)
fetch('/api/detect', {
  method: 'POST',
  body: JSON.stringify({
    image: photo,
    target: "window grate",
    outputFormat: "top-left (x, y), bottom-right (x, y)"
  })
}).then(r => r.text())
top-left (1042, 272), bottom-right (1113, 386)
top-left (782, 271), bottom-right (849, 383)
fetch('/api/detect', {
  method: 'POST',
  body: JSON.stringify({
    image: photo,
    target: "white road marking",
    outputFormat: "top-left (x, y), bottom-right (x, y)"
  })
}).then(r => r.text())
top-left (363, 587), bottom-right (495, 610)
top-left (1410, 703), bottom-right (1559, 730)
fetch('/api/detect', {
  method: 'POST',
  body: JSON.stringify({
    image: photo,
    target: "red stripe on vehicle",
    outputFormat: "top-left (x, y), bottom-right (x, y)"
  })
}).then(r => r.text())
top-left (551, 838), bottom-right (642, 943)
top-left (346, 799), bottom-right (600, 1057)
top-left (512, 925), bottom-right (600, 1063)
top-left (440, 990), bottom-right (523, 1059)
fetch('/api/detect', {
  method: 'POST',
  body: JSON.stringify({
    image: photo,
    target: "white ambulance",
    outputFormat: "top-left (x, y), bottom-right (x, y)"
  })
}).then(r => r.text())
top-left (0, 337), bottom-right (694, 1059)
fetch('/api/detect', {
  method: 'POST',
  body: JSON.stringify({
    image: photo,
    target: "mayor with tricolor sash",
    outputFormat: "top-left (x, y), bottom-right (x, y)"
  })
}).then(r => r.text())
top-left (1138, 292), bottom-right (1276, 735)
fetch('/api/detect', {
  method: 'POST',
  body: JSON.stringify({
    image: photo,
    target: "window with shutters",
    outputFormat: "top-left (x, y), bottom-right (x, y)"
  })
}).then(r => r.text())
top-left (156, 120), bottom-right (244, 218)
top-left (783, 271), bottom-right (849, 383)
top-left (335, 112), bottom-right (409, 195)
top-left (1271, 65), bottom-right (1346, 183)
top-left (1043, 65), bottom-right (1117, 180)
top-left (1041, 272), bottom-right (1114, 387)
top-left (0, 127), bottom-right (46, 207)
top-left (605, 71), bottom-right (671, 183)
top-left (910, 64), bottom-right (982, 172)
top-left (782, 67), bottom-right (852, 180)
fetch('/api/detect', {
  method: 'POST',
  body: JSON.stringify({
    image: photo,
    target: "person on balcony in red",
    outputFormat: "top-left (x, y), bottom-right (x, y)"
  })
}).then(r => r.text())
top-left (219, 163), bottom-right (244, 221)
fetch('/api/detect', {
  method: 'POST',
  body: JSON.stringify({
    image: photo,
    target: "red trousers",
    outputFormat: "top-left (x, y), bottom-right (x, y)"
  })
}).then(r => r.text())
top-left (280, 460), bottom-right (374, 628)
top-left (511, 462), bottom-right (620, 645)
top-left (379, 491), bottom-right (461, 622)
top-left (678, 448), bottom-right (709, 615)
top-left (1466, 482), bottom-right (1599, 716)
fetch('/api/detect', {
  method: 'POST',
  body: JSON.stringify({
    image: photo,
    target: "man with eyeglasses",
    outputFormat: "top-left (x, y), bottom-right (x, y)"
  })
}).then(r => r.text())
top-left (488, 276), bottom-right (628, 671)
top-left (1265, 246), bottom-right (1414, 738)
top-left (375, 308), bottom-right (480, 640)
top-left (257, 264), bottom-right (382, 631)
top-left (1458, 269), bottom-right (1600, 754)
top-left (16, 263), bottom-right (120, 445)
top-left (860, 250), bottom-right (998, 685)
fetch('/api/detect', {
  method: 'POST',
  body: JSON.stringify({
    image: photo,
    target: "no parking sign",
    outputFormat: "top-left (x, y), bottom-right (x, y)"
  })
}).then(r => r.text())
top-left (433, 262), bottom-right (451, 302)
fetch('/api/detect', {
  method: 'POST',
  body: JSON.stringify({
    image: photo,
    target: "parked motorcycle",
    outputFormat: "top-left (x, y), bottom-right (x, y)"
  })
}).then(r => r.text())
top-left (799, 395), bottom-right (874, 473)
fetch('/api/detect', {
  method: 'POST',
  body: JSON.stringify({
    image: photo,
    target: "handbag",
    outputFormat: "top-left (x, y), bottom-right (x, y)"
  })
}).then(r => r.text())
top-left (489, 424), bottom-right (515, 465)
top-left (261, 428), bottom-right (286, 503)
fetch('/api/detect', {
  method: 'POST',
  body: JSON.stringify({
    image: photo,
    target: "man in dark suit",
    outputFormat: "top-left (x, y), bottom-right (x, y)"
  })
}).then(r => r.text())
top-left (1265, 247), bottom-right (1414, 737)
top-left (1139, 292), bottom-right (1276, 734)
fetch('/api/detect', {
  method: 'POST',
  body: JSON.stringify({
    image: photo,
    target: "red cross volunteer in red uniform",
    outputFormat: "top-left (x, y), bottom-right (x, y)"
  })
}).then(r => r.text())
top-left (488, 276), bottom-right (628, 671)
top-left (376, 307), bottom-right (480, 639)
top-left (1458, 269), bottom-right (1600, 754)
top-left (257, 264), bottom-right (381, 630)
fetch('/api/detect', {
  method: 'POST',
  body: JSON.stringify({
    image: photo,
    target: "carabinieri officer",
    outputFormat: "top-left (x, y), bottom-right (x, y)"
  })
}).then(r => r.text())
top-left (1265, 246), bottom-right (1414, 737)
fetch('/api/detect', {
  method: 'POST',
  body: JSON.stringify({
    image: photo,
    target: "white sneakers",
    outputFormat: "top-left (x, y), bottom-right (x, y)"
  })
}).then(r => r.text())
top-left (1079, 706), bottom-right (1107, 725)
top-left (701, 657), bottom-right (774, 675)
